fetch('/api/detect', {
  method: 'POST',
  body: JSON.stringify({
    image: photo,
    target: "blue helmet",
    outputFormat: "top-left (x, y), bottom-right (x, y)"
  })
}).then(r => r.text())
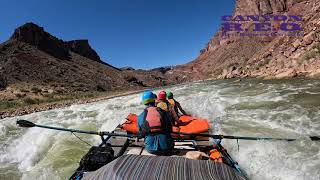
top-left (142, 91), bottom-right (155, 105)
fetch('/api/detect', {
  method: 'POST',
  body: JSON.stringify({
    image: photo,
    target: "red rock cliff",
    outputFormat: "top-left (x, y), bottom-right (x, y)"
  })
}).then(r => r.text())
top-left (176, 0), bottom-right (320, 79)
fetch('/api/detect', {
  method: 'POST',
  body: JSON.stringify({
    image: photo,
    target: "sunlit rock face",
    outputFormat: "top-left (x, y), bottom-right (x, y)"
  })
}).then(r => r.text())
top-left (174, 0), bottom-right (320, 80)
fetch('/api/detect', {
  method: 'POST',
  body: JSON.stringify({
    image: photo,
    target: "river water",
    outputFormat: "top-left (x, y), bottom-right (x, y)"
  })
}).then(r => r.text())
top-left (0, 78), bottom-right (320, 180)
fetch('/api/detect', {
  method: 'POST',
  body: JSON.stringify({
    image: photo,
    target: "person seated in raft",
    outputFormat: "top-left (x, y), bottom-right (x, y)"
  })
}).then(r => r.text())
top-left (166, 91), bottom-right (190, 117)
top-left (156, 91), bottom-right (179, 126)
top-left (138, 91), bottom-right (174, 155)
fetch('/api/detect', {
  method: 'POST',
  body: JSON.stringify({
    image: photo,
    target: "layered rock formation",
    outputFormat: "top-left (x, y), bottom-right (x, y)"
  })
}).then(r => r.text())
top-left (0, 22), bottom-right (187, 102)
top-left (11, 23), bottom-right (105, 63)
top-left (11, 23), bottom-right (70, 60)
top-left (65, 40), bottom-right (101, 62)
top-left (175, 0), bottom-right (320, 79)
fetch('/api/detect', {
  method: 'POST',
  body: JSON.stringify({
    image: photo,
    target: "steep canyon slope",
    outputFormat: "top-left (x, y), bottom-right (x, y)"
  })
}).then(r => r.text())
top-left (174, 0), bottom-right (320, 80)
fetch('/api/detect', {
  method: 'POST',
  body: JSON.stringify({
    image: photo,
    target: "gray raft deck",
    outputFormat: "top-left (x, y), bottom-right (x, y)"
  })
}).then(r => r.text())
top-left (83, 154), bottom-right (246, 180)
top-left (82, 136), bottom-right (246, 180)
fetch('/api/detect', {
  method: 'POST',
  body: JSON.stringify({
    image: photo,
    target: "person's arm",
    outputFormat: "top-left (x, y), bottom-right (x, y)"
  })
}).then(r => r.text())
top-left (160, 110), bottom-right (173, 133)
top-left (169, 105), bottom-right (179, 126)
top-left (138, 111), bottom-right (146, 138)
top-left (176, 101), bottom-right (189, 116)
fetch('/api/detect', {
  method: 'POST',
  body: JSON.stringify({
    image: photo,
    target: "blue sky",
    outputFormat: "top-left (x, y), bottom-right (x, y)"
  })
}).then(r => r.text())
top-left (0, 0), bottom-right (235, 69)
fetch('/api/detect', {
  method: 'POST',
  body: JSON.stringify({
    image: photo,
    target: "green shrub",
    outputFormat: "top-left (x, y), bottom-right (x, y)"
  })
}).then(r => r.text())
top-left (0, 101), bottom-right (20, 110)
top-left (15, 93), bottom-right (26, 98)
top-left (43, 93), bottom-right (54, 98)
top-left (23, 97), bottom-right (39, 105)
top-left (305, 51), bottom-right (318, 60)
top-left (54, 88), bottom-right (65, 94)
top-left (0, 76), bottom-right (7, 90)
top-left (96, 85), bottom-right (106, 92)
top-left (44, 96), bottom-right (58, 103)
top-left (297, 45), bottom-right (320, 64)
top-left (31, 87), bottom-right (41, 93)
top-left (20, 89), bottom-right (30, 93)
top-left (312, 43), bottom-right (320, 52)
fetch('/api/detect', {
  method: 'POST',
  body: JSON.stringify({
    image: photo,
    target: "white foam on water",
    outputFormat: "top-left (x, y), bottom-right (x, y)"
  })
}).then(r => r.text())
top-left (0, 93), bottom-right (144, 179)
top-left (0, 124), bottom-right (5, 137)
top-left (0, 128), bottom-right (56, 171)
top-left (229, 139), bottom-right (320, 180)
top-left (177, 79), bottom-right (320, 180)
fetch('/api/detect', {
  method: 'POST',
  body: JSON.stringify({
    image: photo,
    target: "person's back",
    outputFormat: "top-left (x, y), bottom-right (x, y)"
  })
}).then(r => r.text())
top-left (167, 98), bottom-right (178, 115)
top-left (156, 91), bottom-right (179, 126)
top-left (167, 92), bottom-right (190, 116)
top-left (138, 91), bottom-right (174, 155)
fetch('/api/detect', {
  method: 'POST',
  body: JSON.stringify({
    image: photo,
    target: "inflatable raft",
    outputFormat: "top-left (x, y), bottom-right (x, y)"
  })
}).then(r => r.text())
top-left (121, 113), bottom-right (210, 135)
top-left (16, 120), bottom-right (248, 180)
top-left (72, 133), bottom-right (248, 180)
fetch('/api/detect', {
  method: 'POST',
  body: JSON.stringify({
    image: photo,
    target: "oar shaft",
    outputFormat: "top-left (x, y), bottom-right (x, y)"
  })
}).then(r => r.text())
top-left (222, 135), bottom-right (296, 141)
top-left (173, 132), bottom-right (314, 141)
top-left (173, 132), bottom-right (221, 139)
top-left (101, 132), bottom-right (137, 138)
top-left (33, 124), bottom-right (137, 138)
top-left (34, 124), bottom-right (99, 135)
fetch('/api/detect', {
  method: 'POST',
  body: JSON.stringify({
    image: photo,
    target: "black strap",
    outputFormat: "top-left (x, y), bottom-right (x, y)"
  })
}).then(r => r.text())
top-left (143, 108), bottom-right (148, 121)
top-left (139, 108), bottom-right (149, 137)
top-left (139, 147), bottom-right (144, 155)
top-left (156, 107), bottom-right (172, 132)
top-left (150, 126), bottom-right (162, 129)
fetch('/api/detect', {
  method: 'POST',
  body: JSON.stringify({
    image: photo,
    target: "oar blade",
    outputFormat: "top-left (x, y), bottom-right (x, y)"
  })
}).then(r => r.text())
top-left (310, 136), bottom-right (320, 141)
top-left (16, 120), bottom-right (35, 128)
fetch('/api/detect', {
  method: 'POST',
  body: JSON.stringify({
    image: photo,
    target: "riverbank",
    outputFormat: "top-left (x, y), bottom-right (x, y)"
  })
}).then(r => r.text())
top-left (0, 80), bottom-right (186, 119)
top-left (0, 89), bottom-right (147, 119)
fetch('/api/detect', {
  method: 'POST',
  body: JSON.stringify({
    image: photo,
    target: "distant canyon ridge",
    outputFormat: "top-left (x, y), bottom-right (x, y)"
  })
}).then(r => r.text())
top-left (1, 0), bottom-right (320, 109)
top-left (0, 22), bottom-right (191, 102)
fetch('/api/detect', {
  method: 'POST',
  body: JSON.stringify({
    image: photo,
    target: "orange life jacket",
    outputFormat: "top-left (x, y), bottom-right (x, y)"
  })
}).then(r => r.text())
top-left (145, 107), bottom-right (162, 133)
top-left (210, 149), bottom-right (223, 163)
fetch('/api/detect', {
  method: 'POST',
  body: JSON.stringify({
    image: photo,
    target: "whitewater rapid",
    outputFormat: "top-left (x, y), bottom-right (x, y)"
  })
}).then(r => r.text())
top-left (0, 78), bottom-right (320, 180)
